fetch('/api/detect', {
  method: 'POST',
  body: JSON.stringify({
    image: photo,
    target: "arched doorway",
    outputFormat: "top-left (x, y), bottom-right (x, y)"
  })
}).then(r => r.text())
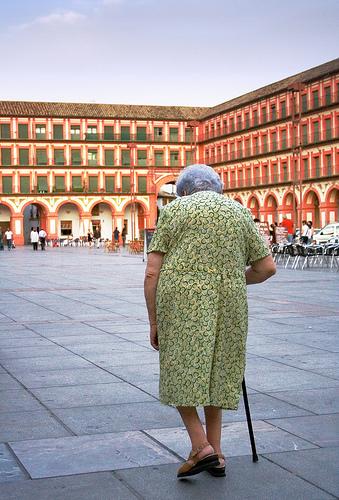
top-left (247, 195), bottom-right (260, 219)
top-left (123, 202), bottom-right (146, 241)
top-left (57, 203), bottom-right (80, 239)
top-left (264, 194), bottom-right (278, 224)
top-left (304, 190), bottom-right (320, 228)
top-left (91, 202), bottom-right (113, 240)
top-left (325, 188), bottom-right (339, 223)
top-left (282, 192), bottom-right (298, 223)
top-left (0, 204), bottom-right (12, 234)
top-left (23, 203), bottom-right (47, 244)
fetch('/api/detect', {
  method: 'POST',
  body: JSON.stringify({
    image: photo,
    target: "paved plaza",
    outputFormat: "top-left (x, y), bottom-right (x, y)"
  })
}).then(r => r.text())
top-left (0, 247), bottom-right (338, 499)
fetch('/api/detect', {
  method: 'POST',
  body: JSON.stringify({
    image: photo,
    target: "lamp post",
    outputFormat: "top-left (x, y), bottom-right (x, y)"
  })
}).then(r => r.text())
top-left (288, 82), bottom-right (306, 236)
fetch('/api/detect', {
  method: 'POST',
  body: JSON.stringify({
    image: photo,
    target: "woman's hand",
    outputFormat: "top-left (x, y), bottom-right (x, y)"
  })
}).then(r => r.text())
top-left (150, 324), bottom-right (159, 351)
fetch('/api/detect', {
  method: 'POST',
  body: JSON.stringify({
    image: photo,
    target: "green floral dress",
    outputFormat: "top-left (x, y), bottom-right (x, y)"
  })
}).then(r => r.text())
top-left (148, 191), bottom-right (270, 409)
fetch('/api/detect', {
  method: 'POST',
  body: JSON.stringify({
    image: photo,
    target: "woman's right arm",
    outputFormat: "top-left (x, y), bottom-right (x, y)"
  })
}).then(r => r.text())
top-left (246, 255), bottom-right (276, 285)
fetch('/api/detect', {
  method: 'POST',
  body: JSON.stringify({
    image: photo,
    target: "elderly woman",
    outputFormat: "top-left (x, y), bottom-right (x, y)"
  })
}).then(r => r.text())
top-left (144, 164), bottom-right (276, 478)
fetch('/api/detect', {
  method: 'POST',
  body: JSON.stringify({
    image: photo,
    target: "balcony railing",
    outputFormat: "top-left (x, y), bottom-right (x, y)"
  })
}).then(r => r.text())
top-left (206, 126), bottom-right (339, 166)
top-left (200, 90), bottom-right (339, 142)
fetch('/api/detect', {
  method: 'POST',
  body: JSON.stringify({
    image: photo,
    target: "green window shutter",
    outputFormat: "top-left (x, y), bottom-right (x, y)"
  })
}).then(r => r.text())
top-left (138, 176), bottom-right (147, 193)
top-left (313, 122), bottom-right (319, 141)
top-left (122, 176), bottom-right (131, 193)
top-left (315, 157), bottom-right (320, 177)
top-left (70, 126), bottom-right (81, 140)
top-left (313, 90), bottom-right (319, 108)
top-left (19, 149), bottom-right (29, 166)
top-left (18, 124), bottom-right (28, 139)
top-left (237, 116), bottom-right (242, 130)
top-left (88, 149), bottom-right (97, 166)
top-left (104, 150), bottom-right (114, 166)
top-left (281, 130), bottom-right (287, 148)
top-left (37, 176), bottom-right (48, 193)
top-left (154, 127), bottom-right (163, 141)
top-left (72, 176), bottom-right (83, 191)
top-left (281, 101), bottom-right (286, 118)
top-left (154, 151), bottom-right (164, 166)
top-left (326, 155), bottom-right (332, 175)
top-left (170, 151), bottom-right (179, 166)
top-left (104, 126), bottom-right (114, 140)
top-left (53, 124), bottom-right (63, 140)
top-left (121, 150), bottom-right (130, 166)
top-left (1, 148), bottom-right (11, 166)
top-left (88, 176), bottom-right (98, 192)
top-left (169, 128), bottom-right (178, 142)
top-left (136, 127), bottom-right (147, 141)
top-left (262, 136), bottom-right (267, 153)
top-left (54, 149), bottom-right (65, 165)
top-left (121, 126), bottom-right (130, 140)
top-left (0, 124), bottom-right (10, 139)
top-left (260, 108), bottom-right (265, 124)
top-left (105, 176), bottom-right (115, 192)
top-left (137, 150), bottom-right (147, 166)
top-left (325, 87), bottom-right (331, 105)
top-left (245, 114), bottom-right (250, 128)
top-left (185, 128), bottom-right (192, 142)
top-left (301, 94), bottom-right (308, 112)
top-left (325, 119), bottom-right (332, 139)
top-left (2, 176), bottom-right (12, 194)
top-left (271, 105), bottom-right (276, 121)
top-left (71, 149), bottom-right (81, 166)
top-left (20, 176), bottom-right (30, 194)
top-left (36, 149), bottom-right (47, 165)
top-left (55, 176), bottom-right (65, 192)
top-left (35, 125), bottom-right (46, 139)
top-left (303, 159), bottom-right (309, 179)
top-left (185, 150), bottom-right (192, 165)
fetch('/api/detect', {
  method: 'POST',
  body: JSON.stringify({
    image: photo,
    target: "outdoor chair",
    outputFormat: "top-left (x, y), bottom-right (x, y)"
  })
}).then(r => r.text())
top-left (293, 244), bottom-right (310, 270)
top-left (323, 244), bottom-right (339, 270)
top-left (284, 244), bottom-right (298, 268)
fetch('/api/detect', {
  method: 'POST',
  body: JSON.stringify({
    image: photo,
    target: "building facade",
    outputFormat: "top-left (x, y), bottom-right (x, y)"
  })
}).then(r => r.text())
top-left (0, 59), bottom-right (338, 245)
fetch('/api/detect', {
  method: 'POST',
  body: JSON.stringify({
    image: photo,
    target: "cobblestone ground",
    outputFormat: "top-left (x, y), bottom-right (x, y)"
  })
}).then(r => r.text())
top-left (0, 247), bottom-right (338, 499)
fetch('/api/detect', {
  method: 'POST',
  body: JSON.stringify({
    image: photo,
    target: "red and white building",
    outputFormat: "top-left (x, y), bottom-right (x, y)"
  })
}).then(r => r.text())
top-left (0, 59), bottom-right (338, 245)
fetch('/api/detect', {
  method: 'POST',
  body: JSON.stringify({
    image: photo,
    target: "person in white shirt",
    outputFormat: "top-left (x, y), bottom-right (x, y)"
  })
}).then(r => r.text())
top-left (30, 228), bottom-right (39, 251)
top-left (301, 220), bottom-right (311, 244)
top-left (38, 229), bottom-right (47, 251)
top-left (4, 228), bottom-right (13, 251)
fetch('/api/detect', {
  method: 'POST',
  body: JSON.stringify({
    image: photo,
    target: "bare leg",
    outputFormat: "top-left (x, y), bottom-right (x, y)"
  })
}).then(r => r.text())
top-left (177, 406), bottom-right (214, 456)
top-left (204, 406), bottom-right (224, 466)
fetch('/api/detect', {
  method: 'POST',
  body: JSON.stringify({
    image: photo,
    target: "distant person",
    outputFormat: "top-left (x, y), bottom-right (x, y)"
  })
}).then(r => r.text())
top-left (122, 225), bottom-right (127, 247)
top-left (30, 228), bottom-right (39, 251)
top-left (281, 215), bottom-right (294, 243)
top-left (87, 231), bottom-right (93, 247)
top-left (38, 228), bottom-right (47, 250)
top-left (301, 220), bottom-right (310, 244)
top-left (113, 227), bottom-right (120, 244)
top-left (308, 221), bottom-right (314, 243)
top-left (0, 230), bottom-right (4, 251)
top-left (4, 228), bottom-right (13, 251)
top-left (269, 223), bottom-right (277, 244)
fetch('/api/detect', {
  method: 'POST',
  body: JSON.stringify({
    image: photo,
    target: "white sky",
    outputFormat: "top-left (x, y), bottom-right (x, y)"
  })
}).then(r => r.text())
top-left (1, 0), bottom-right (339, 106)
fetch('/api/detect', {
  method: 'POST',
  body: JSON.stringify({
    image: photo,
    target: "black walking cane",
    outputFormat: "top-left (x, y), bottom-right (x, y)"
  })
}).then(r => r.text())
top-left (242, 378), bottom-right (259, 462)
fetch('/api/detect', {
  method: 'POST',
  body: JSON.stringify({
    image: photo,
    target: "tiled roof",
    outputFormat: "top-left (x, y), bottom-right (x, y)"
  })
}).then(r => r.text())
top-left (201, 58), bottom-right (339, 119)
top-left (0, 101), bottom-right (206, 121)
top-left (1, 59), bottom-right (338, 122)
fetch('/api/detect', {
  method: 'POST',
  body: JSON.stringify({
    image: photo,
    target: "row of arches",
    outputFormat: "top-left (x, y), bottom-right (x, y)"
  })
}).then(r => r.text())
top-left (234, 187), bottom-right (339, 226)
top-left (0, 200), bottom-right (147, 244)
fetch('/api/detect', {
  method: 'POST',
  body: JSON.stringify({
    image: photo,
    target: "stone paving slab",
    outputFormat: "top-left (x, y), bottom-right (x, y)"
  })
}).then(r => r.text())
top-left (145, 421), bottom-right (318, 459)
top-left (0, 444), bottom-right (26, 483)
top-left (53, 401), bottom-right (183, 434)
top-left (30, 382), bottom-right (155, 408)
top-left (244, 357), bottom-right (339, 392)
top-left (0, 374), bottom-right (23, 391)
top-left (0, 346), bottom-right (70, 360)
top-left (13, 367), bottom-right (122, 389)
top-left (0, 337), bottom-right (54, 348)
top-left (9, 431), bottom-right (179, 479)
top-left (0, 472), bottom-right (137, 499)
top-left (267, 414), bottom-right (339, 447)
top-left (0, 389), bottom-right (45, 413)
top-left (0, 411), bottom-right (71, 442)
top-left (273, 331), bottom-right (339, 352)
top-left (264, 448), bottom-right (339, 498)
top-left (1, 355), bottom-right (94, 373)
top-left (116, 458), bottom-right (333, 500)
top-left (266, 387), bottom-right (339, 414)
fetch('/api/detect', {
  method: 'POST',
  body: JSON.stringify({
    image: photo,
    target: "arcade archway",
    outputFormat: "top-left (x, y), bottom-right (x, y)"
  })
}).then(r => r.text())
top-left (247, 195), bottom-right (260, 219)
top-left (23, 203), bottom-right (47, 244)
top-left (90, 202), bottom-right (114, 239)
top-left (57, 203), bottom-right (81, 239)
top-left (304, 190), bottom-right (320, 228)
top-left (264, 194), bottom-right (278, 224)
top-left (123, 202), bottom-right (146, 241)
top-left (0, 204), bottom-right (12, 234)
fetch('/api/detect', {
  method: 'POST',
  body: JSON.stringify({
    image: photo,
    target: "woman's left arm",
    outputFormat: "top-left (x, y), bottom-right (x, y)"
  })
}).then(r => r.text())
top-left (144, 252), bottom-right (164, 350)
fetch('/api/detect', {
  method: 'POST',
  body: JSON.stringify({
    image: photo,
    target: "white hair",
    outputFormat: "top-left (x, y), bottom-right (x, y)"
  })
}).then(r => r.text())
top-left (176, 164), bottom-right (223, 197)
